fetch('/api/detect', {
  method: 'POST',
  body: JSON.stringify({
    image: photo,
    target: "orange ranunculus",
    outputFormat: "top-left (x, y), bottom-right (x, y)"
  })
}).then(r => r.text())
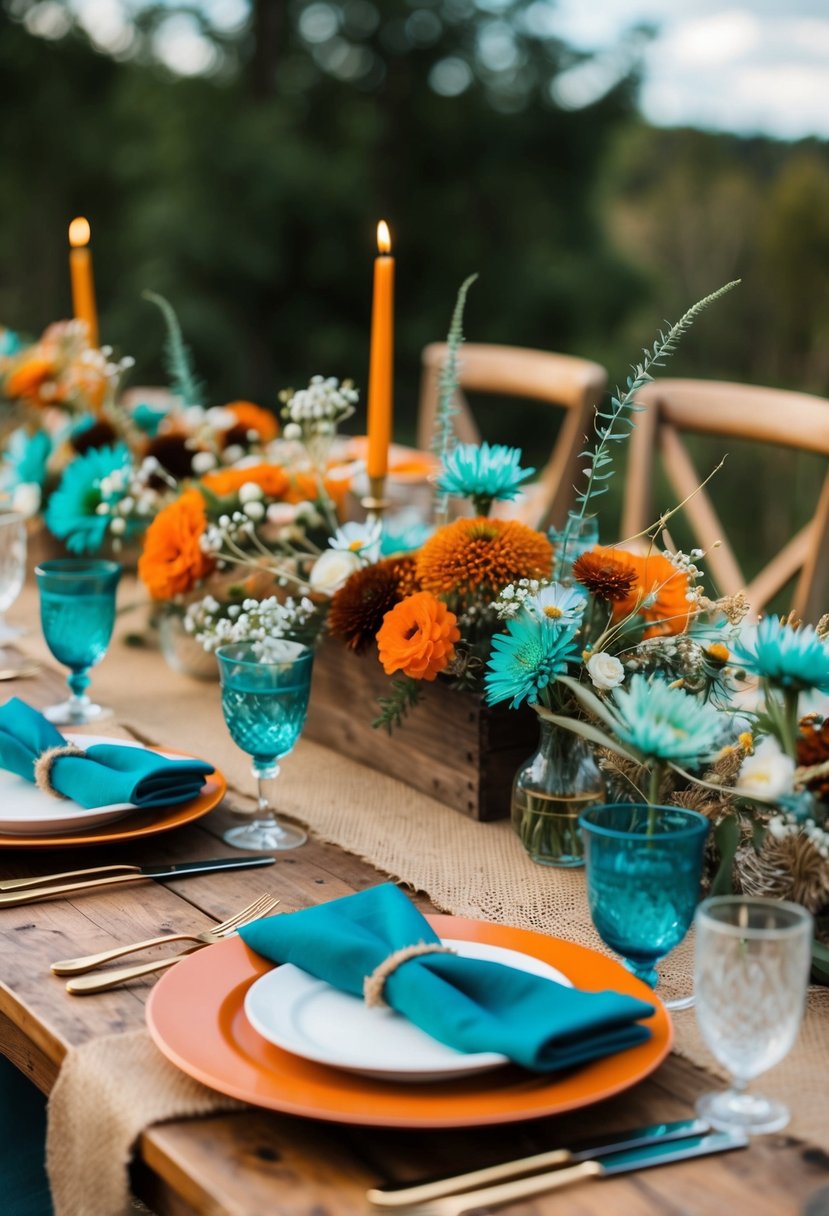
top-left (224, 401), bottom-right (279, 442)
top-left (282, 469), bottom-right (349, 516)
top-left (4, 357), bottom-right (55, 401)
top-left (417, 517), bottom-right (553, 600)
top-left (603, 547), bottom-right (692, 639)
top-left (376, 591), bottom-right (460, 681)
top-left (201, 464), bottom-right (290, 499)
top-left (138, 489), bottom-right (215, 600)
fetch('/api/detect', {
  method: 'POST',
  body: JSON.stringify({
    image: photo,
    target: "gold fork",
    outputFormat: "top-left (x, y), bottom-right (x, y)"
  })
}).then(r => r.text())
top-left (370, 1161), bottom-right (602, 1216)
top-left (54, 894), bottom-right (279, 993)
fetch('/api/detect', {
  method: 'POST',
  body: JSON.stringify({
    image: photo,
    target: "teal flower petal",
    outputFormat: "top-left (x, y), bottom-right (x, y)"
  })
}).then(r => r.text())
top-left (732, 617), bottom-right (829, 694)
top-left (46, 444), bottom-right (136, 554)
top-left (1, 428), bottom-right (51, 489)
top-left (611, 674), bottom-right (727, 766)
top-left (485, 610), bottom-right (579, 708)
top-left (437, 442), bottom-right (534, 504)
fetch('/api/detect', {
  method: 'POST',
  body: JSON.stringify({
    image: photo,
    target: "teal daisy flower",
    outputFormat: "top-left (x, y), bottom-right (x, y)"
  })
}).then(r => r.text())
top-left (732, 616), bottom-right (829, 694)
top-left (609, 674), bottom-right (727, 766)
top-left (1, 428), bottom-right (51, 489)
top-left (46, 444), bottom-right (135, 554)
top-left (437, 442), bottom-right (534, 513)
top-left (485, 611), bottom-right (580, 708)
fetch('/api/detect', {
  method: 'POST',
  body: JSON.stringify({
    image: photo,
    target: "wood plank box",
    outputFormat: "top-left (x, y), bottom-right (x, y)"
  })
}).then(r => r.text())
top-left (303, 640), bottom-right (537, 821)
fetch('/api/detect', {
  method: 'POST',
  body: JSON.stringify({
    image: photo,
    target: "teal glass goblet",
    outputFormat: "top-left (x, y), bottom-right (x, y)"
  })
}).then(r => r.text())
top-left (216, 641), bottom-right (313, 852)
top-left (579, 803), bottom-right (710, 1011)
top-left (35, 559), bottom-right (122, 726)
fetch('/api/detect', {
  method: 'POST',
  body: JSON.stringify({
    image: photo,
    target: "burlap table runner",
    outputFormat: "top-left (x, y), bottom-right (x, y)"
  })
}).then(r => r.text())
top-left (10, 587), bottom-right (829, 1212)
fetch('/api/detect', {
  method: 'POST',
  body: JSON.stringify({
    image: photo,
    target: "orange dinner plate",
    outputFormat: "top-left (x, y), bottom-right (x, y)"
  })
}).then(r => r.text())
top-left (0, 763), bottom-right (227, 849)
top-left (146, 914), bottom-right (672, 1127)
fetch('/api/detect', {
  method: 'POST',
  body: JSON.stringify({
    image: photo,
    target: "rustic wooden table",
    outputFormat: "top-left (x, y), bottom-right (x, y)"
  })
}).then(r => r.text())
top-left (1, 664), bottom-right (828, 1216)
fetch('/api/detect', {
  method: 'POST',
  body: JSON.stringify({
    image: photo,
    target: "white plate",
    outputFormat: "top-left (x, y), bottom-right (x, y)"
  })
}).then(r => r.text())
top-left (243, 938), bottom-right (573, 1082)
top-left (0, 734), bottom-right (178, 836)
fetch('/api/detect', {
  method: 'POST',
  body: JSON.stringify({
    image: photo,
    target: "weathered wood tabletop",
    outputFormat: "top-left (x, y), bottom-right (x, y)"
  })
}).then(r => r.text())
top-left (1, 662), bottom-right (829, 1216)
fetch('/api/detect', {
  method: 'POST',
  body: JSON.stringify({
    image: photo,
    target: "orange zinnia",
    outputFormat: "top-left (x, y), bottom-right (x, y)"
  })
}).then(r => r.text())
top-left (202, 464), bottom-right (290, 499)
top-left (416, 517), bottom-right (553, 600)
top-left (598, 547), bottom-right (692, 639)
top-left (138, 489), bottom-right (215, 600)
top-left (4, 357), bottom-right (55, 401)
top-left (224, 401), bottom-right (279, 442)
top-left (377, 591), bottom-right (460, 681)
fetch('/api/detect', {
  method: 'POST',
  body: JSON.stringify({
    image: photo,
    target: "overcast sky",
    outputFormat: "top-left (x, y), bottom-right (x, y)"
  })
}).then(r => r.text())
top-left (550, 0), bottom-right (829, 140)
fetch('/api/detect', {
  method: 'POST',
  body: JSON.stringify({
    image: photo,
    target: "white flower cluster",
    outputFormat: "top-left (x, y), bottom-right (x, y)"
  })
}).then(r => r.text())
top-left (494, 579), bottom-right (545, 620)
top-left (201, 510), bottom-right (258, 555)
top-left (767, 811), bottom-right (829, 860)
top-left (93, 459), bottom-right (168, 536)
top-left (279, 376), bottom-right (358, 441)
top-left (185, 594), bottom-right (318, 659)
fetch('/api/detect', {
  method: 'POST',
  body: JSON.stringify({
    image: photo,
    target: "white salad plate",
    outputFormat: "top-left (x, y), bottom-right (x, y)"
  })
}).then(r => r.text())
top-left (243, 938), bottom-right (572, 1082)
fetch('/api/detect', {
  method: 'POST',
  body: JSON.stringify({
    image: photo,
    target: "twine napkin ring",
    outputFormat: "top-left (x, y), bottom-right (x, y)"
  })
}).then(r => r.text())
top-left (34, 745), bottom-right (87, 800)
top-left (364, 941), bottom-right (456, 1008)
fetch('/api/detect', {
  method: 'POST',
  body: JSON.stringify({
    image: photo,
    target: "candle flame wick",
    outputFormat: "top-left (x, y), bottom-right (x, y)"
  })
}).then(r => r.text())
top-left (377, 220), bottom-right (391, 255)
top-left (69, 217), bottom-right (91, 248)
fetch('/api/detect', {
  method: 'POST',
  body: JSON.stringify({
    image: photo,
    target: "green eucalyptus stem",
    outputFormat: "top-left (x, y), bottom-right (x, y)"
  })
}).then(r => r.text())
top-left (647, 761), bottom-right (664, 835)
top-left (782, 686), bottom-right (801, 760)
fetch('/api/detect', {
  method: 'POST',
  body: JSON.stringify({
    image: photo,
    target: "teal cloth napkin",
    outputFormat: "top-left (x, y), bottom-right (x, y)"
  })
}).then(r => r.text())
top-left (0, 698), bottom-right (213, 810)
top-left (239, 884), bottom-right (655, 1072)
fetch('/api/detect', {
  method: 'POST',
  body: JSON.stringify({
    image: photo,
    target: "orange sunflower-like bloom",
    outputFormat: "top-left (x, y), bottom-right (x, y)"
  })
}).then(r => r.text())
top-left (329, 557), bottom-right (419, 653)
top-left (223, 400), bottom-right (279, 443)
top-left (4, 357), bottom-right (55, 401)
top-left (202, 464), bottom-right (290, 499)
top-left (377, 591), bottom-right (460, 681)
top-left (572, 549), bottom-right (637, 603)
top-left (416, 517), bottom-right (553, 601)
top-left (599, 547), bottom-right (692, 639)
top-left (138, 489), bottom-right (216, 600)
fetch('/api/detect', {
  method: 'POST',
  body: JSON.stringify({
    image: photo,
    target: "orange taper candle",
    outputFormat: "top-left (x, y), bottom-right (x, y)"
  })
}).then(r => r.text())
top-left (366, 220), bottom-right (395, 483)
top-left (68, 217), bottom-right (99, 348)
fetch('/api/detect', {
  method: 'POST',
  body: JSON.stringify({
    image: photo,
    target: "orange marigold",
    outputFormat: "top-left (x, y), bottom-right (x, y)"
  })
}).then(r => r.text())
top-left (202, 464), bottom-right (290, 499)
top-left (416, 517), bottom-right (553, 600)
top-left (224, 400), bottom-right (279, 443)
top-left (4, 357), bottom-right (55, 401)
top-left (377, 591), bottom-right (460, 681)
top-left (138, 489), bottom-right (215, 600)
top-left (602, 547), bottom-right (692, 639)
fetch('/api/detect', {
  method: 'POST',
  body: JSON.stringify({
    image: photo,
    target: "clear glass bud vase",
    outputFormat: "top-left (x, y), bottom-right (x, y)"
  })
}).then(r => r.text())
top-left (511, 713), bottom-right (605, 867)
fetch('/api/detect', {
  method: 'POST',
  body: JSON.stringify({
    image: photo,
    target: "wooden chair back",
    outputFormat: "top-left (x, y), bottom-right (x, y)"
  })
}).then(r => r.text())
top-left (620, 378), bottom-right (829, 620)
top-left (417, 342), bottom-right (607, 530)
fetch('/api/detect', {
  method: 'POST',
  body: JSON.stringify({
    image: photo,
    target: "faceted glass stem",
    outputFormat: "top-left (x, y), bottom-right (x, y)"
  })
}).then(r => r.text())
top-left (222, 760), bottom-right (307, 852)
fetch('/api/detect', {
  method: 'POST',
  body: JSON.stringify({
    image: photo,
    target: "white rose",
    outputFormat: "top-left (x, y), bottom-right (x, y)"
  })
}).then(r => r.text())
top-left (586, 651), bottom-right (625, 691)
top-left (308, 549), bottom-right (361, 596)
top-left (11, 482), bottom-right (41, 518)
top-left (736, 736), bottom-right (795, 802)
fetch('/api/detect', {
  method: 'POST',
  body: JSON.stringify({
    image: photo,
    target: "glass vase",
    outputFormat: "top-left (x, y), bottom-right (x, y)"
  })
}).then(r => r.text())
top-left (548, 511), bottom-right (599, 583)
top-left (158, 609), bottom-right (218, 681)
top-left (511, 713), bottom-right (605, 867)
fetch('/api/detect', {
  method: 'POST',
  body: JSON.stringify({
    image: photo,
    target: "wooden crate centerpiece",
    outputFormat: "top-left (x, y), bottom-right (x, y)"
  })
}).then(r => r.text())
top-left (303, 639), bottom-right (537, 821)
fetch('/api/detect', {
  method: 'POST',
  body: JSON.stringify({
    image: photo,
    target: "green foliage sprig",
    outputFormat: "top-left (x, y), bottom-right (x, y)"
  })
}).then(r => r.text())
top-left (574, 279), bottom-right (740, 521)
top-left (372, 676), bottom-right (422, 734)
top-left (143, 290), bottom-right (203, 408)
top-left (432, 273), bottom-right (478, 520)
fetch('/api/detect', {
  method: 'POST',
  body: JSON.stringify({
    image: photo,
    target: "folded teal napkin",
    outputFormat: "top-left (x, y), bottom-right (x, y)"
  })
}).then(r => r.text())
top-left (0, 698), bottom-right (213, 809)
top-left (239, 884), bottom-right (655, 1072)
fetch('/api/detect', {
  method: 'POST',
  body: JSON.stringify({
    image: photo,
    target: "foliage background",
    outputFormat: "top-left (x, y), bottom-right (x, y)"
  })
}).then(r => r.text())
top-left (3, 0), bottom-right (829, 583)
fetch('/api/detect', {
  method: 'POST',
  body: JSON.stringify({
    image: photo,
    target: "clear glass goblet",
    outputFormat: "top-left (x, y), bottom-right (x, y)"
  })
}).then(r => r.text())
top-left (216, 641), bottom-right (313, 852)
top-left (35, 559), bottom-right (122, 725)
top-left (579, 803), bottom-right (710, 1011)
top-left (0, 511), bottom-right (27, 644)
top-left (695, 895), bottom-right (813, 1134)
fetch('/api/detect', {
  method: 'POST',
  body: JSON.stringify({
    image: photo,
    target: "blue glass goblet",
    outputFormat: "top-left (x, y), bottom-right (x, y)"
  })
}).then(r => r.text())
top-left (35, 559), bottom-right (122, 726)
top-left (579, 803), bottom-right (710, 1011)
top-left (216, 641), bottom-right (313, 852)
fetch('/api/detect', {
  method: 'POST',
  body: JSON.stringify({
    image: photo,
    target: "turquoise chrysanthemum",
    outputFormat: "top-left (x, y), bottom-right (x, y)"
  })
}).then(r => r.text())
top-left (527, 583), bottom-right (587, 626)
top-left (437, 442), bottom-right (534, 505)
top-left (485, 611), bottom-right (580, 708)
top-left (610, 674), bottom-right (727, 766)
top-left (1, 427), bottom-right (51, 489)
top-left (732, 616), bottom-right (829, 694)
top-left (45, 444), bottom-right (134, 554)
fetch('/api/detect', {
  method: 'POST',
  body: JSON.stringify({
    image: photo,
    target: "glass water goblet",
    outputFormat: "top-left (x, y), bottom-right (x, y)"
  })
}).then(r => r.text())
top-left (35, 559), bottom-right (121, 725)
top-left (0, 511), bottom-right (27, 645)
top-left (579, 803), bottom-right (710, 1011)
top-left (216, 641), bottom-right (313, 852)
top-left (695, 895), bottom-right (812, 1134)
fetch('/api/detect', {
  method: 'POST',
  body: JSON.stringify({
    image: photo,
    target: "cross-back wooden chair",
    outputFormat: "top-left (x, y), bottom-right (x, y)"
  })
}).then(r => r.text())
top-left (620, 378), bottom-right (829, 620)
top-left (417, 342), bottom-right (607, 531)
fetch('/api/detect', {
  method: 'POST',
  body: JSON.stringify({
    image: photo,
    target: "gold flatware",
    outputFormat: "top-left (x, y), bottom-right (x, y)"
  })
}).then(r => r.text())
top-left (63, 894), bottom-right (280, 994)
top-left (0, 663), bottom-right (39, 681)
top-left (1, 864), bottom-right (143, 891)
top-left (52, 893), bottom-right (280, 975)
top-left (0, 855), bottom-right (275, 907)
